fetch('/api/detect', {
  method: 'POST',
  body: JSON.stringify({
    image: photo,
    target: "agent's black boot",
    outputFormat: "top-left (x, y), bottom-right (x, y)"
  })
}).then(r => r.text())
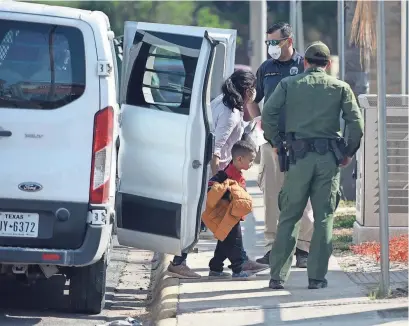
top-left (308, 278), bottom-right (328, 289)
top-left (269, 279), bottom-right (285, 290)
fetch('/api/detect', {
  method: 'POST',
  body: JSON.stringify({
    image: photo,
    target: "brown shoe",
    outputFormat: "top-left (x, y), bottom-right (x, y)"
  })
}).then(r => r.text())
top-left (256, 250), bottom-right (270, 265)
top-left (296, 255), bottom-right (308, 268)
top-left (295, 248), bottom-right (308, 268)
top-left (242, 259), bottom-right (269, 274)
top-left (167, 263), bottom-right (201, 279)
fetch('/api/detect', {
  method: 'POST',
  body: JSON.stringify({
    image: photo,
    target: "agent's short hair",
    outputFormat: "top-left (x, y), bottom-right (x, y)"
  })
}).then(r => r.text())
top-left (232, 140), bottom-right (256, 159)
top-left (267, 22), bottom-right (292, 38)
top-left (305, 55), bottom-right (329, 67)
top-left (305, 41), bottom-right (331, 67)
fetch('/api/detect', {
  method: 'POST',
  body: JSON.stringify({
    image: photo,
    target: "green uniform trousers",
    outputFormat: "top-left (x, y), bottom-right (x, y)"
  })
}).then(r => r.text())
top-left (269, 151), bottom-right (340, 282)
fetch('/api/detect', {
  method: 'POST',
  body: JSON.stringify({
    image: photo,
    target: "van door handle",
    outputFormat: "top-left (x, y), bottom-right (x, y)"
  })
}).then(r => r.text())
top-left (192, 160), bottom-right (202, 169)
top-left (0, 130), bottom-right (12, 137)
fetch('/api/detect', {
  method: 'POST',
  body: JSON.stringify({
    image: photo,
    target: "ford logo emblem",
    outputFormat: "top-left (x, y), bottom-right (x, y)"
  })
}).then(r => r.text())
top-left (18, 182), bottom-right (43, 192)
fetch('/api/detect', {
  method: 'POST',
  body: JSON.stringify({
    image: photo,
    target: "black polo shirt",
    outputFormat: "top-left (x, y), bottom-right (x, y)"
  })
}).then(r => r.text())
top-left (255, 50), bottom-right (304, 104)
top-left (255, 50), bottom-right (304, 134)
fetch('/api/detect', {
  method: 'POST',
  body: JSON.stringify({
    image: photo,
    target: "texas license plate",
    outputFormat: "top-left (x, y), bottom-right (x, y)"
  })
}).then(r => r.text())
top-left (0, 212), bottom-right (39, 238)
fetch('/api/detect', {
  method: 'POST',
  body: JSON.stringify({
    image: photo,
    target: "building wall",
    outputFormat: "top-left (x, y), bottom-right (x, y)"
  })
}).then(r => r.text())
top-left (369, 0), bottom-right (402, 94)
top-left (402, 0), bottom-right (408, 95)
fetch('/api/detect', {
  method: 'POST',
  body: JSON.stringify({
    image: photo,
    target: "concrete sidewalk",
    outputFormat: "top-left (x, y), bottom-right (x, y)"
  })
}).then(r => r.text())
top-left (160, 166), bottom-right (408, 326)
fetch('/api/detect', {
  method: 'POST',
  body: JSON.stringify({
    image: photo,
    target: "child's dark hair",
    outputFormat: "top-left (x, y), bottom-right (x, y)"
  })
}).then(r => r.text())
top-left (222, 70), bottom-right (256, 112)
top-left (232, 140), bottom-right (256, 159)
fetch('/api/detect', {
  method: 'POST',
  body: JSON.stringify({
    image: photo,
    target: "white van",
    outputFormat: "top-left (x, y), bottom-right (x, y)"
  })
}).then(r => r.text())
top-left (0, 1), bottom-right (236, 314)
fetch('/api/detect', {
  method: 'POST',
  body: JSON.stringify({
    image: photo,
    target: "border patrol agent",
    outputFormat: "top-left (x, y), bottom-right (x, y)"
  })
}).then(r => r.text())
top-left (247, 22), bottom-right (314, 268)
top-left (261, 41), bottom-right (364, 290)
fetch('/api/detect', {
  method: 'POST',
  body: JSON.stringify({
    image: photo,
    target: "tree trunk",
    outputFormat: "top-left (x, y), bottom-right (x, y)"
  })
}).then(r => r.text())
top-left (341, 0), bottom-right (370, 201)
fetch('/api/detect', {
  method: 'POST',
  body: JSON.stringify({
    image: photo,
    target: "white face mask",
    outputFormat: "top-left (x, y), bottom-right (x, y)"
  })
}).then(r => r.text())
top-left (268, 45), bottom-right (281, 60)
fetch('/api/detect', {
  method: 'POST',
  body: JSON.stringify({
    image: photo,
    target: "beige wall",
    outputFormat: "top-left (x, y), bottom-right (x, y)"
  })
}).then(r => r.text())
top-left (369, 1), bottom-right (402, 94)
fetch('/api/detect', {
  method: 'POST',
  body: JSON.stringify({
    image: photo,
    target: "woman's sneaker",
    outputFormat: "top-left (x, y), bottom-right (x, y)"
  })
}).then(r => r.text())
top-left (242, 260), bottom-right (269, 273)
top-left (228, 259), bottom-right (269, 274)
top-left (167, 263), bottom-right (201, 279)
top-left (232, 271), bottom-right (256, 280)
top-left (209, 271), bottom-right (231, 278)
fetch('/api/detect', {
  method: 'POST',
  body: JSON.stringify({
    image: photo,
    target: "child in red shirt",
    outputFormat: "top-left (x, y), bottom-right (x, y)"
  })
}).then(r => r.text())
top-left (207, 140), bottom-right (257, 279)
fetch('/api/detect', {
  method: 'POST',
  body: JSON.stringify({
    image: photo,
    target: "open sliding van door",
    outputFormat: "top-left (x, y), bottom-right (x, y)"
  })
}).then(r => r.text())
top-left (206, 28), bottom-right (236, 100)
top-left (116, 22), bottom-right (237, 255)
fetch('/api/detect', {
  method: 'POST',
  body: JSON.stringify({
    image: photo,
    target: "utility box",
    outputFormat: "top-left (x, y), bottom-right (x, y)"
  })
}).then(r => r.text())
top-left (354, 94), bottom-right (409, 243)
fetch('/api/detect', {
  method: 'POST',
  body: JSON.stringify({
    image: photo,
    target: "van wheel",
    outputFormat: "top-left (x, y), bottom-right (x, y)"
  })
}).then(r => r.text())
top-left (113, 220), bottom-right (118, 235)
top-left (111, 212), bottom-right (117, 236)
top-left (69, 245), bottom-right (110, 314)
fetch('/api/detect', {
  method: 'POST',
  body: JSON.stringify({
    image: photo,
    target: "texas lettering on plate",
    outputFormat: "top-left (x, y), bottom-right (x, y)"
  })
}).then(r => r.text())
top-left (0, 212), bottom-right (39, 238)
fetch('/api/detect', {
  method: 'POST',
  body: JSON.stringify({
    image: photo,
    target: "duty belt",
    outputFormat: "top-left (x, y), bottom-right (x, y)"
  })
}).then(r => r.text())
top-left (276, 136), bottom-right (347, 172)
top-left (289, 137), bottom-right (346, 165)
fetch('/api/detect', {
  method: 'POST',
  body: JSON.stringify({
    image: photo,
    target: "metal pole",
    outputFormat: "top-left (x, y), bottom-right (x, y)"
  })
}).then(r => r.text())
top-left (337, 0), bottom-right (345, 80)
top-left (376, 0), bottom-right (390, 298)
top-left (249, 0), bottom-right (267, 110)
top-left (289, 0), bottom-right (297, 44)
top-left (249, 0), bottom-right (267, 74)
top-left (338, 0), bottom-right (346, 132)
top-left (296, 0), bottom-right (305, 53)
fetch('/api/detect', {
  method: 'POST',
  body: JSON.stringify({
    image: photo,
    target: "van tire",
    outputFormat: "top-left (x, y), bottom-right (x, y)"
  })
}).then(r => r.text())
top-left (68, 242), bottom-right (111, 314)
top-left (113, 218), bottom-right (118, 235)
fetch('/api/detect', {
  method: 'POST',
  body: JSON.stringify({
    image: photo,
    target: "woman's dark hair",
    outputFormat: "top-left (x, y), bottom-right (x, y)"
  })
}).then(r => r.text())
top-left (221, 70), bottom-right (256, 111)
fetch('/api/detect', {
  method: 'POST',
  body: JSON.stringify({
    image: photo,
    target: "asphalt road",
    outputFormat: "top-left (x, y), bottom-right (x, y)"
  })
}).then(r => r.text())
top-left (0, 239), bottom-right (151, 325)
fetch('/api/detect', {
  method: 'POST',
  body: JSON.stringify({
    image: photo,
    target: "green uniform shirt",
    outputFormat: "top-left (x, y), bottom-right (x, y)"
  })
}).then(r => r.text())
top-left (261, 67), bottom-right (364, 157)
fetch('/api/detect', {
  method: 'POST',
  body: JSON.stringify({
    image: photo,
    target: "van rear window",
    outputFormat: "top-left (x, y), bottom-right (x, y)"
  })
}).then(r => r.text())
top-left (0, 20), bottom-right (86, 110)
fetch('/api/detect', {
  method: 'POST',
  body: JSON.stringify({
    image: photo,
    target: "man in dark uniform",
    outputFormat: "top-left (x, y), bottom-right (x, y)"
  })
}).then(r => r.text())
top-left (261, 41), bottom-right (364, 290)
top-left (247, 22), bottom-right (314, 268)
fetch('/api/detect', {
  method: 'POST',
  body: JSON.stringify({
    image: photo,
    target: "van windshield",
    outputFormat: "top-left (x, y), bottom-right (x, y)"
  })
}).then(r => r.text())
top-left (0, 20), bottom-right (86, 110)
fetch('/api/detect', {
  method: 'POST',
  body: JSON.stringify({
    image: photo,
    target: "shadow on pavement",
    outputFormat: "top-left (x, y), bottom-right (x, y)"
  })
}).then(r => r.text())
top-left (0, 276), bottom-right (145, 325)
top-left (245, 306), bottom-right (409, 326)
top-left (0, 243), bottom-right (140, 324)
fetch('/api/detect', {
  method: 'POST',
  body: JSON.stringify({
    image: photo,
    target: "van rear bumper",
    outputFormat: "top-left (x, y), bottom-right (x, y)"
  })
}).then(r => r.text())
top-left (0, 224), bottom-right (111, 267)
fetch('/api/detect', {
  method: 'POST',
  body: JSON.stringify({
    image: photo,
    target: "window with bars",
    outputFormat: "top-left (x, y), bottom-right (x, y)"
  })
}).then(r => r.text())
top-left (125, 30), bottom-right (202, 115)
top-left (0, 19), bottom-right (85, 110)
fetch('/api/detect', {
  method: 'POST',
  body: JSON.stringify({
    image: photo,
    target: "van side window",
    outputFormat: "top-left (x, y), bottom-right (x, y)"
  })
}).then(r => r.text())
top-left (126, 31), bottom-right (202, 115)
top-left (0, 20), bottom-right (86, 110)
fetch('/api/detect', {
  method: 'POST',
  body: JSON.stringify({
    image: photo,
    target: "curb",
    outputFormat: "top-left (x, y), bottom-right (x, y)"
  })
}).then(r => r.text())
top-left (156, 318), bottom-right (178, 326)
top-left (147, 252), bottom-right (180, 326)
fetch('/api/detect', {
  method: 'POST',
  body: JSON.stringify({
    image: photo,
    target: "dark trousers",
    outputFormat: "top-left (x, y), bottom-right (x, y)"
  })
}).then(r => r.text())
top-left (172, 246), bottom-right (248, 267)
top-left (172, 252), bottom-right (188, 265)
top-left (172, 221), bottom-right (206, 266)
top-left (209, 221), bottom-right (244, 274)
top-left (172, 221), bottom-right (248, 267)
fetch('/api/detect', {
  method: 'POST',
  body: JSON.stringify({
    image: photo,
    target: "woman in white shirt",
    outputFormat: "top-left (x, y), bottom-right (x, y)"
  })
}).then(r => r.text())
top-left (210, 70), bottom-right (257, 174)
top-left (167, 70), bottom-right (269, 279)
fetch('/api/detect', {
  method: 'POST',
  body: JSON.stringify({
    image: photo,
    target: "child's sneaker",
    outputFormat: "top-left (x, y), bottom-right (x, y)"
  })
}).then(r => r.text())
top-left (208, 271), bottom-right (231, 278)
top-left (232, 271), bottom-right (256, 280)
